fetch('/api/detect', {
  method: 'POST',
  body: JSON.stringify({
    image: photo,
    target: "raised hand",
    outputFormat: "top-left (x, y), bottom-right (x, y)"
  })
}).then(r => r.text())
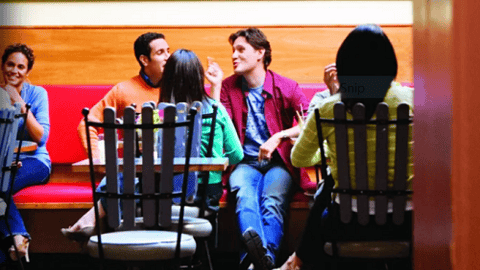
top-left (324, 63), bottom-right (340, 95)
top-left (205, 57), bottom-right (224, 101)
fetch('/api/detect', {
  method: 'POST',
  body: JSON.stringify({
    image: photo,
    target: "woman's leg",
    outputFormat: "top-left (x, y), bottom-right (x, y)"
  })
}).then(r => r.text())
top-left (0, 158), bottom-right (49, 261)
top-left (0, 158), bottom-right (49, 241)
top-left (294, 197), bottom-right (333, 267)
top-left (11, 158), bottom-right (50, 194)
top-left (0, 198), bottom-right (30, 239)
top-left (69, 200), bottom-right (106, 231)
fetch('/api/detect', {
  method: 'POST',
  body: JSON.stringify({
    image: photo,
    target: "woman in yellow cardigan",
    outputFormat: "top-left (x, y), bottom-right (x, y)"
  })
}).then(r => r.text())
top-left (277, 24), bottom-right (414, 270)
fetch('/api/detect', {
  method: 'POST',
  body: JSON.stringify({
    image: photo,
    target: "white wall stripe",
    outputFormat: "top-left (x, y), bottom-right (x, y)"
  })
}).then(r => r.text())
top-left (0, 1), bottom-right (412, 27)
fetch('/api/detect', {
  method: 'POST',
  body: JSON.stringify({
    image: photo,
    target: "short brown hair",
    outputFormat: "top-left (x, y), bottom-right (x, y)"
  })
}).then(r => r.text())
top-left (229, 28), bottom-right (272, 70)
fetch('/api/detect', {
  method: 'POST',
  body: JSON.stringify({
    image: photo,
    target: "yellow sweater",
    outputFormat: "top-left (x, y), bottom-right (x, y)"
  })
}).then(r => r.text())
top-left (291, 82), bottom-right (413, 191)
top-left (78, 75), bottom-right (160, 158)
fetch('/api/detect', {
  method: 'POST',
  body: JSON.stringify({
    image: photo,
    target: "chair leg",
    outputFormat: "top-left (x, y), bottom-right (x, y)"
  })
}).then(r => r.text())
top-left (204, 240), bottom-right (213, 270)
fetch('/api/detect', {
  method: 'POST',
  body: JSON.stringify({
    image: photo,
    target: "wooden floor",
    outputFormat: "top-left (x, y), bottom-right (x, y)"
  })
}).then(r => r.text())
top-left (2, 252), bottom-right (241, 270)
top-left (2, 253), bottom-right (408, 270)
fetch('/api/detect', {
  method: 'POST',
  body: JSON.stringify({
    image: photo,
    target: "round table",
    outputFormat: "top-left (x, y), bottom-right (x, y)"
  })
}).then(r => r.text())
top-left (15, 141), bottom-right (38, 153)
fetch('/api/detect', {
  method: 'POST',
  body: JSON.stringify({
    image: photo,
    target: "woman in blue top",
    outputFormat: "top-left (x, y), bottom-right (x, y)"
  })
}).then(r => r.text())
top-left (0, 44), bottom-right (51, 263)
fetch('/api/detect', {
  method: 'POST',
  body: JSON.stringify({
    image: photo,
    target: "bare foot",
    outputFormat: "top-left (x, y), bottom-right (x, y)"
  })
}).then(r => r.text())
top-left (276, 252), bottom-right (302, 270)
top-left (68, 200), bottom-right (105, 232)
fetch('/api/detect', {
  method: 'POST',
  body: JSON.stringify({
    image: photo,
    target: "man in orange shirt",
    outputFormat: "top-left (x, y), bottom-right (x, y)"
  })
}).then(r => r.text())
top-left (61, 32), bottom-right (170, 237)
top-left (77, 32), bottom-right (170, 158)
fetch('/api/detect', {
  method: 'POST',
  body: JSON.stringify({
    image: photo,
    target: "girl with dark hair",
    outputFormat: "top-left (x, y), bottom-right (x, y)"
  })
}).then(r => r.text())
top-left (160, 49), bottom-right (244, 206)
top-left (61, 49), bottom-right (243, 244)
top-left (276, 24), bottom-right (413, 270)
top-left (1, 44), bottom-right (51, 263)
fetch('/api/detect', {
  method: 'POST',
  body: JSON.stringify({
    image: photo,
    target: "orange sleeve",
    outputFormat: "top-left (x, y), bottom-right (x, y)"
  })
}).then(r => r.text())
top-left (77, 85), bottom-right (119, 158)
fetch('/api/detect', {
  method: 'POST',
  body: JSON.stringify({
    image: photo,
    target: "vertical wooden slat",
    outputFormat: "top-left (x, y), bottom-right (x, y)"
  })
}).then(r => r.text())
top-left (104, 107), bottom-right (120, 228)
top-left (122, 106), bottom-right (136, 230)
top-left (375, 103), bottom-right (389, 225)
top-left (175, 103), bottom-right (188, 157)
top-left (199, 103), bottom-right (218, 218)
top-left (0, 105), bottom-right (19, 193)
top-left (186, 101), bottom-right (203, 203)
top-left (334, 103), bottom-right (351, 224)
top-left (352, 104), bottom-right (369, 226)
top-left (172, 103), bottom-right (188, 205)
top-left (159, 104), bottom-right (176, 228)
top-left (393, 103), bottom-right (410, 225)
top-left (0, 107), bottom-right (13, 192)
top-left (141, 103), bottom-right (155, 228)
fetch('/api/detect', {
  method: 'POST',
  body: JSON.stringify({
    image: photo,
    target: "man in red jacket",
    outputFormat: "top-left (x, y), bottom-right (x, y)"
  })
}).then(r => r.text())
top-left (208, 28), bottom-right (313, 270)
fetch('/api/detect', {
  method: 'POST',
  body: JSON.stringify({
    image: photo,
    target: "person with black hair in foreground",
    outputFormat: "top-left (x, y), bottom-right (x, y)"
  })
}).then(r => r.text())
top-left (278, 24), bottom-right (414, 270)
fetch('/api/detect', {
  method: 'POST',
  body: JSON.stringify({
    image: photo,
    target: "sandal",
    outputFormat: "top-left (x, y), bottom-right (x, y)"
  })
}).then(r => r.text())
top-left (61, 226), bottom-right (95, 242)
top-left (9, 235), bottom-right (30, 263)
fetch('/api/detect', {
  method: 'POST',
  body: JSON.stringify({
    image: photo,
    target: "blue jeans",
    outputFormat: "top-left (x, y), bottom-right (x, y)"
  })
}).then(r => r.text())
top-left (96, 171), bottom-right (200, 216)
top-left (230, 155), bottom-right (293, 264)
top-left (0, 157), bottom-right (49, 263)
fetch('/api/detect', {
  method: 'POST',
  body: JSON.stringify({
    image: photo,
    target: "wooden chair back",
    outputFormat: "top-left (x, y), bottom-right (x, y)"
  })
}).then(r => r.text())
top-left (0, 103), bottom-right (29, 269)
top-left (315, 102), bottom-right (413, 265)
top-left (197, 102), bottom-right (218, 218)
top-left (315, 102), bottom-right (412, 226)
top-left (0, 104), bottom-right (20, 190)
top-left (1, 103), bottom-right (27, 195)
top-left (82, 102), bottom-right (198, 262)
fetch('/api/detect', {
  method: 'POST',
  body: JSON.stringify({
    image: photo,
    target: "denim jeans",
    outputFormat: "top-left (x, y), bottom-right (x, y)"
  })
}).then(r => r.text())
top-left (229, 154), bottom-right (293, 264)
top-left (0, 158), bottom-right (50, 263)
top-left (96, 171), bottom-right (208, 216)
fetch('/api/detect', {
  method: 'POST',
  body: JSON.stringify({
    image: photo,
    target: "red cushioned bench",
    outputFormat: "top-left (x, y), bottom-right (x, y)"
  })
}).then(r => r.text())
top-left (13, 82), bottom-right (412, 253)
top-left (14, 84), bottom-right (331, 210)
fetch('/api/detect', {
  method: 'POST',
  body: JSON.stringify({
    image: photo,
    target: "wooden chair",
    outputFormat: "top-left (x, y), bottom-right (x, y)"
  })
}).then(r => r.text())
top-left (82, 103), bottom-right (200, 270)
top-left (314, 102), bottom-right (413, 269)
top-left (188, 102), bottom-right (219, 270)
top-left (0, 103), bottom-right (29, 268)
top-left (166, 101), bottom-right (219, 270)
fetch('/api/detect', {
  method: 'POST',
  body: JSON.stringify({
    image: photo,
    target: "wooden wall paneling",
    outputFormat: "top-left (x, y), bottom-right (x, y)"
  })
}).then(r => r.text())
top-left (451, 0), bottom-right (480, 269)
top-left (413, 0), bottom-right (453, 269)
top-left (0, 26), bottom-right (412, 85)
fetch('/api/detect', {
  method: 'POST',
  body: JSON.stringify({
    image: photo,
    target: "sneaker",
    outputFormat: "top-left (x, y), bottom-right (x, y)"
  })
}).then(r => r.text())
top-left (242, 228), bottom-right (275, 270)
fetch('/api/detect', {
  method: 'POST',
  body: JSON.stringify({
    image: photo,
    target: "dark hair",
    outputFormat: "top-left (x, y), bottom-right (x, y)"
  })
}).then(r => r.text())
top-left (134, 32), bottom-right (165, 69)
top-left (2, 43), bottom-right (35, 71)
top-left (229, 28), bottom-right (272, 70)
top-left (336, 24), bottom-right (398, 120)
top-left (159, 49), bottom-right (209, 106)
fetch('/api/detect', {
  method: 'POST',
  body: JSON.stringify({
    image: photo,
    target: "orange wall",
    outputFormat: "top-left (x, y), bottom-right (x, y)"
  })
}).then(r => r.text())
top-left (0, 26), bottom-right (412, 85)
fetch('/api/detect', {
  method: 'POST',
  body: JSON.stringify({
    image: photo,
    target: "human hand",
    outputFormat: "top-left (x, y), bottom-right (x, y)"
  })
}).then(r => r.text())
top-left (205, 57), bottom-right (224, 88)
top-left (324, 63), bottom-right (340, 95)
top-left (3, 84), bottom-right (26, 112)
top-left (258, 133), bottom-right (282, 162)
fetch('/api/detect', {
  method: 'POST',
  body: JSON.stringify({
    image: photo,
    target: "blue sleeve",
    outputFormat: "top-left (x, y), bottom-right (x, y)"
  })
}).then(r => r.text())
top-left (28, 86), bottom-right (50, 147)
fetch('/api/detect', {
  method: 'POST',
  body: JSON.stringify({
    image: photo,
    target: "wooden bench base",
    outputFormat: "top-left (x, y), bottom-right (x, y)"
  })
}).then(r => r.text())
top-left (19, 199), bottom-right (310, 254)
top-left (16, 165), bottom-right (316, 254)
